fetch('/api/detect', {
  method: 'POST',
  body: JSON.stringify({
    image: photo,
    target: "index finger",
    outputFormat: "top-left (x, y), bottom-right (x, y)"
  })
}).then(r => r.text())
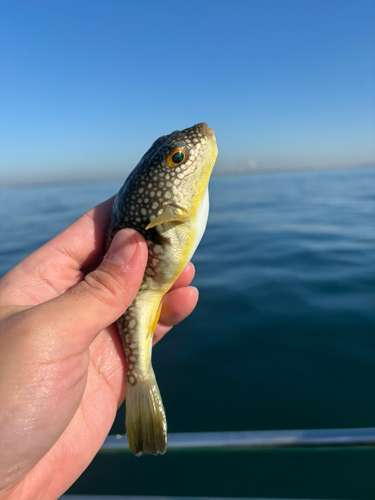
top-left (0, 196), bottom-right (116, 304)
top-left (27, 196), bottom-right (115, 272)
top-left (46, 195), bottom-right (116, 269)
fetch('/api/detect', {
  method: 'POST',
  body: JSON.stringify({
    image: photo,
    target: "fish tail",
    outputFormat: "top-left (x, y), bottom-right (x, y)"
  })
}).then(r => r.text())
top-left (125, 366), bottom-right (167, 456)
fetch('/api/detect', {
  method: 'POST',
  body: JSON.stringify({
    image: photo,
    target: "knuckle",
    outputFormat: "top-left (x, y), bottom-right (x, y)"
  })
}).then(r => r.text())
top-left (83, 265), bottom-right (124, 307)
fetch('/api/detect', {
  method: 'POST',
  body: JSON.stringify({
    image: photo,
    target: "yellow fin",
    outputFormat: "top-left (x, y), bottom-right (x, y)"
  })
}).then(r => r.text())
top-left (125, 366), bottom-right (167, 455)
top-left (148, 300), bottom-right (162, 339)
top-left (145, 205), bottom-right (189, 230)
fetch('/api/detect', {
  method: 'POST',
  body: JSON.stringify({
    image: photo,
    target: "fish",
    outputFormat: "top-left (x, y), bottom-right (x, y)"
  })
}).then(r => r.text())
top-left (107, 122), bottom-right (218, 455)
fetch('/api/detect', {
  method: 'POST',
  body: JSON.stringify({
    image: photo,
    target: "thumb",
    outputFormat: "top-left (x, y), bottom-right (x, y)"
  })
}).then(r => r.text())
top-left (24, 228), bottom-right (148, 356)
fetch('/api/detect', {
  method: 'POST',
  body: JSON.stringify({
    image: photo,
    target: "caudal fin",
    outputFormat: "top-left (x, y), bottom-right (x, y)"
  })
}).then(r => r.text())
top-left (125, 367), bottom-right (167, 456)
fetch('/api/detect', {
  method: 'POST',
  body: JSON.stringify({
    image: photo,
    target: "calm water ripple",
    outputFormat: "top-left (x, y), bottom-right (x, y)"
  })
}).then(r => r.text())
top-left (1, 167), bottom-right (375, 498)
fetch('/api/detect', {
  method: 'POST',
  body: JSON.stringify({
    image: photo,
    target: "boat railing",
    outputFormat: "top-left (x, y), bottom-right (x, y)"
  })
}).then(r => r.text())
top-left (101, 427), bottom-right (375, 452)
top-left (61, 428), bottom-right (375, 500)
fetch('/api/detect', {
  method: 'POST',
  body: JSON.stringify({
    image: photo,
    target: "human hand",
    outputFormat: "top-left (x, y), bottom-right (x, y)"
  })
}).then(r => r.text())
top-left (0, 196), bottom-right (198, 500)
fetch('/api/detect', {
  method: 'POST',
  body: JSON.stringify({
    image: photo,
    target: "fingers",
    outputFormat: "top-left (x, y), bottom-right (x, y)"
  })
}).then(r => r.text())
top-left (40, 195), bottom-right (116, 270)
top-left (153, 286), bottom-right (199, 345)
top-left (0, 196), bottom-right (117, 306)
top-left (170, 262), bottom-right (195, 290)
top-left (152, 263), bottom-right (196, 345)
top-left (13, 229), bottom-right (148, 358)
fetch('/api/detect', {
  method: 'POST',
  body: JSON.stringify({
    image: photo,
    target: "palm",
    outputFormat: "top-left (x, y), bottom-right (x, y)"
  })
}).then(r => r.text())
top-left (0, 198), bottom-right (197, 499)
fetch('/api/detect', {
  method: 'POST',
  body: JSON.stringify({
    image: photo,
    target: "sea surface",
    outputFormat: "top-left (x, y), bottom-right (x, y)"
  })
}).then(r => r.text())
top-left (1, 167), bottom-right (375, 499)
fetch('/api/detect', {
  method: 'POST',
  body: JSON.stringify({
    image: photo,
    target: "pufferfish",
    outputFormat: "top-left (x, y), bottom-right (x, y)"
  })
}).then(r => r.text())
top-left (107, 122), bottom-right (218, 456)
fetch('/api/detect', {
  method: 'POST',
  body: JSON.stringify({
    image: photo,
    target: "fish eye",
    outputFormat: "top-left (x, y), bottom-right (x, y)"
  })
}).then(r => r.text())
top-left (167, 149), bottom-right (186, 167)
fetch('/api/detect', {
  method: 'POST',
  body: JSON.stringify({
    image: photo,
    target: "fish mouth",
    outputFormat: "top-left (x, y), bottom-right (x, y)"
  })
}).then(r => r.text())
top-left (179, 122), bottom-right (216, 143)
top-left (199, 122), bottom-right (215, 138)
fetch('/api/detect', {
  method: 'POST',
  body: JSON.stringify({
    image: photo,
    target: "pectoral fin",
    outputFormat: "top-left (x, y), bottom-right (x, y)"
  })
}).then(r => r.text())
top-left (145, 205), bottom-right (189, 230)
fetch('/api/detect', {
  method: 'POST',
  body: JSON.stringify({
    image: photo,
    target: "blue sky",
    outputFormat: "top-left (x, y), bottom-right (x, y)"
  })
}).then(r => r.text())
top-left (1, 0), bottom-right (374, 186)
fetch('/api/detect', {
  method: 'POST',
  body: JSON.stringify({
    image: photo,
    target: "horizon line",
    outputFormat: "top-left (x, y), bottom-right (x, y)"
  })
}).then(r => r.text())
top-left (1, 163), bottom-right (374, 191)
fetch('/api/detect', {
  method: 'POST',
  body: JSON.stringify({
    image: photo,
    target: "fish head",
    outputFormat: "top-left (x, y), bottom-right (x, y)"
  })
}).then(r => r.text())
top-left (126, 122), bottom-right (217, 218)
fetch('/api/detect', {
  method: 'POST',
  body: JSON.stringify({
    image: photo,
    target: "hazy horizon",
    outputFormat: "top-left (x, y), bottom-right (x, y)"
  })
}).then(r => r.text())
top-left (2, 161), bottom-right (374, 191)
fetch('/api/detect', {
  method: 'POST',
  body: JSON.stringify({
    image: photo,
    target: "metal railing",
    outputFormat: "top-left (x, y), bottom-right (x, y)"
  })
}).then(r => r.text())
top-left (63, 497), bottom-right (338, 500)
top-left (62, 497), bottom-right (337, 500)
top-left (61, 429), bottom-right (375, 499)
top-left (100, 427), bottom-right (375, 452)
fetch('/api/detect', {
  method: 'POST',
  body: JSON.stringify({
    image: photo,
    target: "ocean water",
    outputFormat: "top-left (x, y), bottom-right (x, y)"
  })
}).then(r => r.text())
top-left (1, 167), bottom-right (375, 499)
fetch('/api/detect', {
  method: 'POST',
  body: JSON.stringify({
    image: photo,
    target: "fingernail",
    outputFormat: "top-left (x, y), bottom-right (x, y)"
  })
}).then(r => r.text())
top-left (105, 229), bottom-right (139, 268)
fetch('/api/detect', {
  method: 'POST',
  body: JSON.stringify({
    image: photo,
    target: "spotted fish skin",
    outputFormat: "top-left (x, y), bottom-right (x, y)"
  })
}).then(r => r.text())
top-left (107, 122), bottom-right (217, 455)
